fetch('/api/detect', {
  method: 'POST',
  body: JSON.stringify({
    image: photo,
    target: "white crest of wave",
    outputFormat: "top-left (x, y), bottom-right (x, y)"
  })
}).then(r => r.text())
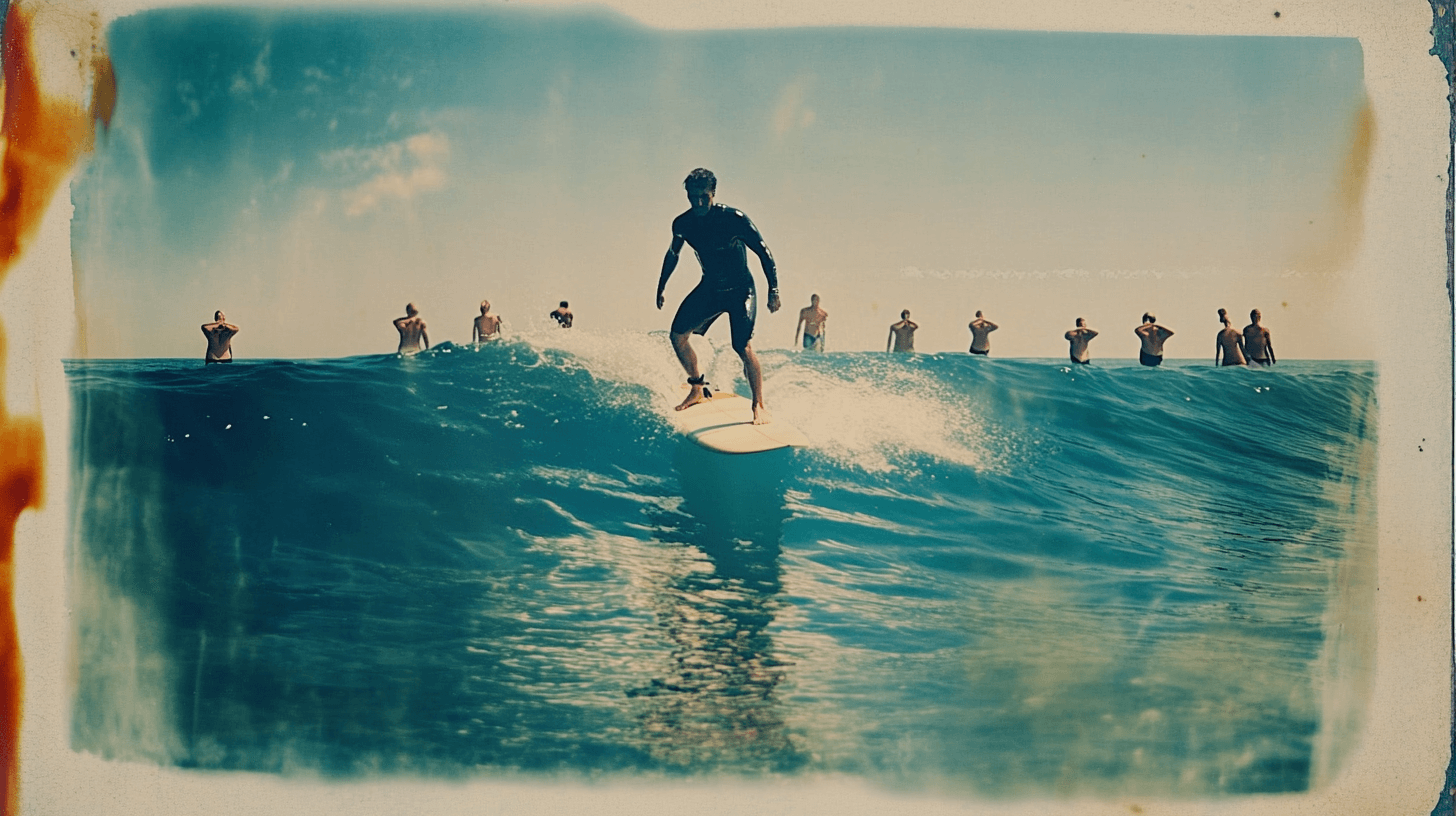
top-left (502, 330), bottom-right (998, 473)
top-left (762, 354), bottom-right (996, 474)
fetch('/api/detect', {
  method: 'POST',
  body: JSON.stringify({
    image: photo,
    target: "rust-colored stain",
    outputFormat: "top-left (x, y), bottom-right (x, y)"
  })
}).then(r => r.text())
top-left (0, 2), bottom-right (114, 813)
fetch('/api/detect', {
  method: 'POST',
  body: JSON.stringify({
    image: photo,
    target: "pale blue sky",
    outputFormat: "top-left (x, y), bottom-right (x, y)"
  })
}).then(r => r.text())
top-left (71, 7), bottom-right (1367, 358)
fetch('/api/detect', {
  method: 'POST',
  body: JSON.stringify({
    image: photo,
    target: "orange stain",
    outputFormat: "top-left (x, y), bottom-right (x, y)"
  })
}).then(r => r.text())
top-left (0, 2), bottom-right (114, 813)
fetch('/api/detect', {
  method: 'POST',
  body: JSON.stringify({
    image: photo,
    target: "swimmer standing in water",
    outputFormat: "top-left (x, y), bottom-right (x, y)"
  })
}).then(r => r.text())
top-left (1135, 312), bottom-right (1174, 366)
top-left (1214, 308), bottom-right (1247, 366)
top-left (473, 300), bottom-right (502, 342)
top-left (201, 310), bottom-right (240, 364)
top-left (1065, 317), bottom-right (1098, 365)
top-left (1242, 309), bottom-right (1276, 365)
top-left (393, 303), bottom-right (430, 354)
top-left (887, 310), bottom-right (918, 353)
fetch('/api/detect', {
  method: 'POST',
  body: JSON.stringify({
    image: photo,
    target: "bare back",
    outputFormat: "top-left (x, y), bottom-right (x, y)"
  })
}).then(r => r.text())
top-left (1065, 327), bottom-right (1097, 362)
top-left (201, 322), bottom-right (238, 362)
top-left (1243, 324), bottom-right (1272, 361)
top-left (1136, 324), bottom-right (1172, 356)
top-left (888, 320), bottom-right (917, 352)
top-left (395, 316), bottom-right (429, 353)
top-left (1216, 327), bottom-right (1246, 365)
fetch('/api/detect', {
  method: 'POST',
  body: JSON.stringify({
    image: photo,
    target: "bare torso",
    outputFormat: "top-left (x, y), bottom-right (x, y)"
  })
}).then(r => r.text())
top-left (1243, 324), bottom-right (1272, 361)
top-left (888, 320), bottom-right (917, 352)
top-left (1137, 325), bottom-right (1171, 356)
top-left (799, 306), bottom-right (827, 336)
top-left (1065, 328), bottom-right (1097, 362)
top-left (395, 316), bottom-right (428, 353)
top-left (474, 314), bottom-right (502, 341)
top-left (1216, 327), bottom-right (1246, 365)
top-left (968, 319), bottom-right (997, 352)
top-left (201, 322), bottom-right (238, 362)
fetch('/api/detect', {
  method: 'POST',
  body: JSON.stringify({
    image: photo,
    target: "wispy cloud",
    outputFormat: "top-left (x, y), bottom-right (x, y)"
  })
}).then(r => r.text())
top-left (772, 75), bottom-right (816, 137)
top-left (229, 40), bottom-right (272, 97)
top-left (322, 132), bottom-right (451, 216)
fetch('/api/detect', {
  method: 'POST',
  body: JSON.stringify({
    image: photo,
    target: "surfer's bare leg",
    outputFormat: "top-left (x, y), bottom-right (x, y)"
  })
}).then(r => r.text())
top-left (671, 331), bottom-right (711, 411)
top-left (737, 343), bottom-right (770, 425)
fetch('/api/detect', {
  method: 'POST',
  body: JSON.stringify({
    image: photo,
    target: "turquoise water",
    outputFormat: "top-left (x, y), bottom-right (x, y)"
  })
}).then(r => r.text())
top-left (64, 333), bottom-right (1376, 798)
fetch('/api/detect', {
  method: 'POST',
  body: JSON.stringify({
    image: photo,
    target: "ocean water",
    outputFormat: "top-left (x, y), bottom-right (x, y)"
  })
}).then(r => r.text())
top-left (63, 331), bottom-right (1376, 799)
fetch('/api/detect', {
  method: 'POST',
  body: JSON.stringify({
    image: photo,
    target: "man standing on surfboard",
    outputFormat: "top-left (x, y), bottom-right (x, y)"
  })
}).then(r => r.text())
top-left (656, 168), bottom-right (781, 424)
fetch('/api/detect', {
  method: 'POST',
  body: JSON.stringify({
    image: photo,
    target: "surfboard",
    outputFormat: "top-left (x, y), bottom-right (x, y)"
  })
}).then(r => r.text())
top-left (669, 387), bottom-right (810, 454)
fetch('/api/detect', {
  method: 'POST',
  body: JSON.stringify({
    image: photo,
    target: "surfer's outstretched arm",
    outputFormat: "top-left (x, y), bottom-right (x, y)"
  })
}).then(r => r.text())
top-left (656, 235), bottom-right (685, 309)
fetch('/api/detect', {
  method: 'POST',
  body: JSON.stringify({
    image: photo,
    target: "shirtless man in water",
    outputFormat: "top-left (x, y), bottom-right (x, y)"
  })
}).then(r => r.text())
top-left (1064, 317), bottom-right (1098, 364)
top-left (968, 311), bottom-right (998, 355)
top-left (887, 310), bottom-right (918, 352)
top-left (201, 310), bottom-right (240, 364)
top-left (1134, 312), bottom-right (1174, 366)
top-left (393, 303), bottom-right (430, 354)
top-left (1242, 309), bottom-right (1276, 365)
top-left (473, 300), bottom-right (502, 342)
top-left (656, 168), bottom-right (782, 424)
top-left (1214, 308), bottom-right (1247, 366)
top-left (795, 294), bottom-right (828, 351)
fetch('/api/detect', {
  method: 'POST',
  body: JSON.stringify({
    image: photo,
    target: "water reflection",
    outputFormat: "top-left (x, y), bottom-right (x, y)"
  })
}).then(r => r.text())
top-left (629, 442), bottom-right (807, 773)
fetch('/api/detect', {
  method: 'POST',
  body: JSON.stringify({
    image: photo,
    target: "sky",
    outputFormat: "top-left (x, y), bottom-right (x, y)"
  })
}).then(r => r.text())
top-left (69, 6), bottom-right (1369, 359)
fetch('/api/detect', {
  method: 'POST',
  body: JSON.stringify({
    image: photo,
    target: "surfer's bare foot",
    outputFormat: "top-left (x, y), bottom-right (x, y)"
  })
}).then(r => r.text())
top-left (675, 385), bottom-right (709, 411)
top-left (752, 402), bottom-right (771, 425)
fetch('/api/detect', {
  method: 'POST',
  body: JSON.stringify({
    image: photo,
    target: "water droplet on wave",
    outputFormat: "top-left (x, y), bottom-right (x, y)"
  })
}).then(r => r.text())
top-left (225, 424), bottom-right (232, 430)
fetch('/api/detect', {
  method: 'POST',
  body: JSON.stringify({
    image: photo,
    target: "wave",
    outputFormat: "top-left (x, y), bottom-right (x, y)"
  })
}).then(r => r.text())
top-left (63, 332), bottom-right (1376, 796)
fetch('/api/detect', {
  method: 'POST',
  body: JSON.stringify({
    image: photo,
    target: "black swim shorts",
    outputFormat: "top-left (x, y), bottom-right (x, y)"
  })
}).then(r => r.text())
top-left (1139, 350), bottom-right (1163, 367)
top-left (671, 282), bottom-right (757, 351)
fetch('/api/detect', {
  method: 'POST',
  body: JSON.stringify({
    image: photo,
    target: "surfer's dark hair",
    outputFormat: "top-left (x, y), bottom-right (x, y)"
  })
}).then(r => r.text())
top-left (684, 168), bottom-right (717, 192)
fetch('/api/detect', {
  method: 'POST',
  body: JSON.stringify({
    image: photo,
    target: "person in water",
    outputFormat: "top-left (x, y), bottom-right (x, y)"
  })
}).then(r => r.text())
top-left (1214, 308), bottom-right (1247, 366)
top-left (393, 303), bottom-right (430, 354)
top-left (201, 310), bottom-right (240, 364)
top-left (968, 310), bottom-right (998, 355)
top-left (1064, 317), bottom-right (1098, 364)
top-left (795, 293), bottom-right (828, 351)
top-left (887, 309), bottom-right (918, 352)
top-left (656, 168), bottom-right (782, 424)
top-left (550, 301), bottom-right (573, 328)
top-left (1134, 312), bottom-right (1174, 366)
top-left (473, 300), bottom-right (502, 342)
top-left (1242, 308), bottom-right (1276, 365)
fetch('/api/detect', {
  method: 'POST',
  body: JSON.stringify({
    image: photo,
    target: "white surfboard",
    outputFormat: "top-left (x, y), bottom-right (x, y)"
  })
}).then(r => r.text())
top-left (669, 387), bottom-right (810, 454)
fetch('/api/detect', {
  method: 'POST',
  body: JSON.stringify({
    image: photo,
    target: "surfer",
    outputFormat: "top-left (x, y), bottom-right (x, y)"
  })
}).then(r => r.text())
top-left (1242, 309), bottom-right (1276, 365)
top-left (1134, 313), bottom-right (1174, 366)
top-left (473, 300), bottom-right (502, 342)
top-left (887, 310), bottom-right (918, 353)
top-left (393, 303), bottom-right (430, 354)
top-left (1065, 317), bottom-right (1098, 364)
top-left (201, 310), bottom-right (240, 364)
top-left (968, 311), bottom-right (998, 355)
top-left (656, 168), bottom-right (782, 424)
top-left (795, 294), bottom-right (828, 351)
top-left (550, 301), bottom-right (573, 328)
top-left (1214, 308), bottom-right (1247, 366)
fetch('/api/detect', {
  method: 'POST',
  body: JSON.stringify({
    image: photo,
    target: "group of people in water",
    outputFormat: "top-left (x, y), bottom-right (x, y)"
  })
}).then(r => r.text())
top-left (200, 168), bottom-right (1276, 427)
top-left (879, 305), bottom-right (1274, 367)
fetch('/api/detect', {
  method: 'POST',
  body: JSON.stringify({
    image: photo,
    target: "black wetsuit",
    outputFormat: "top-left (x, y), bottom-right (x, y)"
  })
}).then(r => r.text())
top-left (666, 204), bottom-right (777, 351)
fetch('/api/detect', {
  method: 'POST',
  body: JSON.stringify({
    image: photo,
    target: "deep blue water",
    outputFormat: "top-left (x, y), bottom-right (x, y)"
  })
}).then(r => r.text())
top-left (64, 332), bottom-right (1376, 798)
